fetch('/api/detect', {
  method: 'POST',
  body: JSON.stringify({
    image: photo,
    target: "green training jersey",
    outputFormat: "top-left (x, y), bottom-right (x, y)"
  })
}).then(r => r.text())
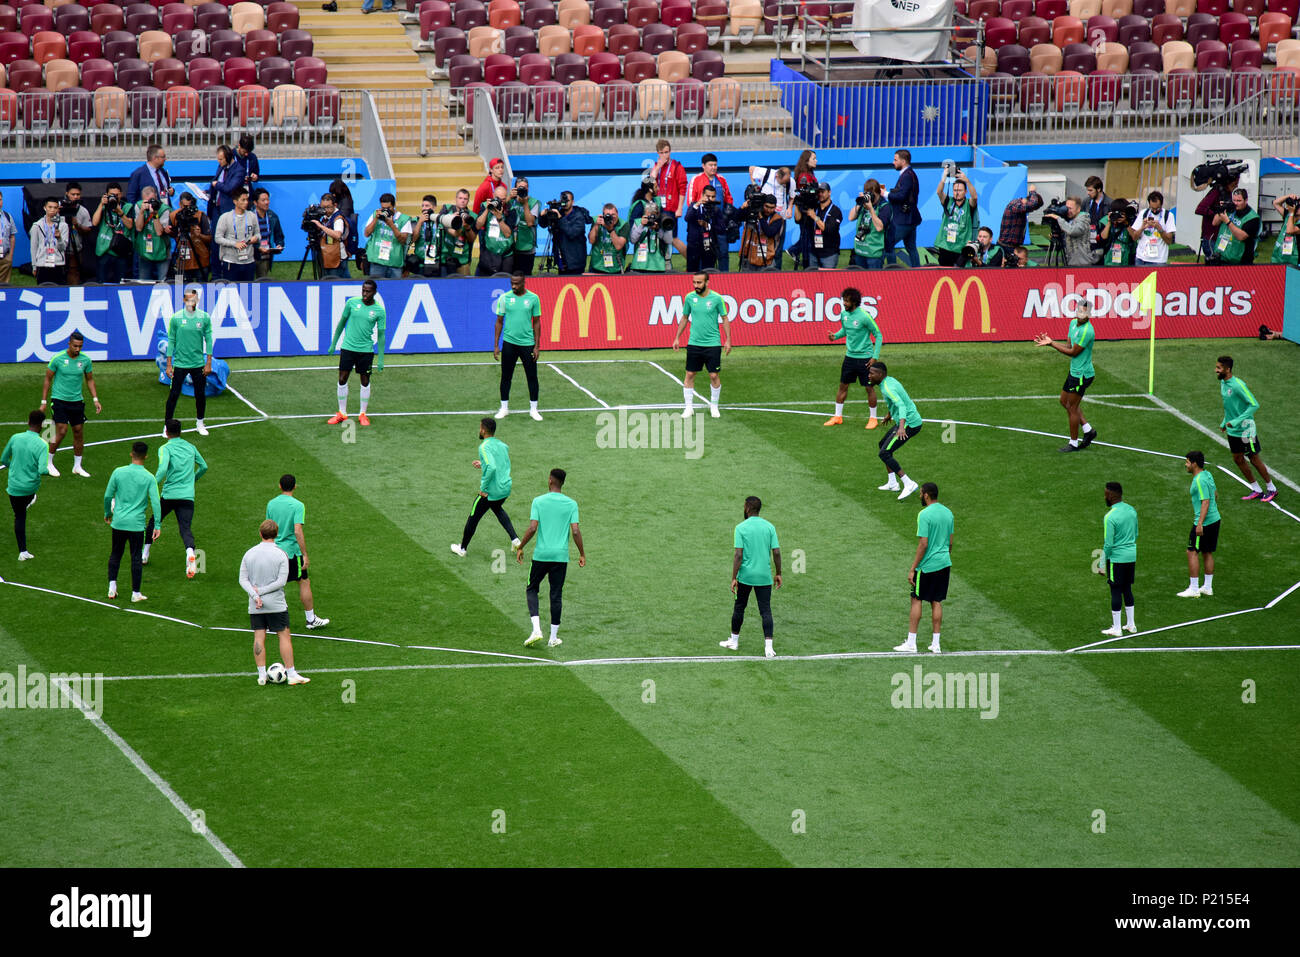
top-left (104, 462), bottom-right (160, 532)
top-left (831, 306), bottom-right (882, 359)
top-left (509, 198), bottom-right (540, 253)
top-left (529, 491), bottom-right (579, 563)
top-left (1, 430), bottom-right (47, 496)
top-left (496, 290), bottom-right (541, 347)
top-left (155, 437), bottom-right (207, 501)
top-left (916, 502), bottom-right (954, 573)
top-left (734, 515), bottom-right (779, 587)
top-left (364, 210), bottom-right (412, 268)
top-left (47, 350), bottom-right (92, 402)
top-left (478, 436), bottom-right (512, 500)
top-left (167, 309), bottom-right (213, 369)
top-left (588, 220), bottom-right (626, 273)
top-left (1190, 470), bottom-right (1220, 525)
top-left (879, 375), bottom-right (922, 428)
top-left (935, 197), bottom-right (977, 253)
top-left (266, 494), bottom-right (305, 558)
top-left (480, 208), bottom-right (515, 256)
top-left (683, 290), bottom-right (728, 347)
top-left (1219, 375), bottom-right (1259, 437)
top-left (1067, 319), bottom-right (1095, 379)
top-left (332, 297), bottom-right (387, 356)
top-left (1103, 501), bottom-right (1138, 564)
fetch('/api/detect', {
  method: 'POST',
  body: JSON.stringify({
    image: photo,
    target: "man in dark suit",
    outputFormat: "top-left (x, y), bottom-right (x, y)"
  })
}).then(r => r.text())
top-left (886, 149), bottom-right (921, 267)
top-left (126, 144), bottom-right (174, 205)
top-left (1084, 175), bottom-right (1111, 264)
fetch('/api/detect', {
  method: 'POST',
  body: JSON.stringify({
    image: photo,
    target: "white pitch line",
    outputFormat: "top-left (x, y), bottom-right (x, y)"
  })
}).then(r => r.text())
top-left (1148, 394), bottom-right (1300, 494)
top-left (407, 644), bottom-right (554, 662)
top-left (723, 393), bottom-right (1150, 407)
top-left (80, 418), bottom-right (265, 450)
top-left (1, 416), bottom-right (253, 427)
top-left (547, 363), bottom-right (610, 408)
top-left (932, 418), bottom-right (1188, 460)
top-left (52, 677), bottom-right (244, 868)
top-left (207, 625), bottom-right (401, 647)
top-left (1078, 643), bottom-right (1300, 655)
top-left (232, 358), bottom-right (656, 374)
top-left (1064, 606), bottom-right (1266, 653)
top-left (1266, 580), bottom-right (1300, 609)
top-left (121, 607), bottom-right (203, 627)
top-left (223, 383), bottom-right (268, 418)
top-left (0, 579), bottom-right (121, 611)
top-left (644, 358), bottom-right (708, 404)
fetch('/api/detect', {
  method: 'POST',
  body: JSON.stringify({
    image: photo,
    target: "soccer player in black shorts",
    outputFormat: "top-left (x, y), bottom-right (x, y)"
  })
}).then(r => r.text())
top-left (40, 331), bottom-right (101, 478)
top-left (1033, 302), bottom-right (1099, 452)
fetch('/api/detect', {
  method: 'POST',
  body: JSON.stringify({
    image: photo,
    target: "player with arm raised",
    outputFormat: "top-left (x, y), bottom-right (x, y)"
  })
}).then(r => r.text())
top-left (41, 331), bottom-right (101, 478)
top-left (671, 272), bottom-right (731, 419)
top-left (516, 468), bottom-right (584, 648)
top-left (1099, 481), bottom-right (1138, 637)
top-left (327, 279), bottom-right (385, 427)
top-left (866, 361), bottom-right (922, 500)
top-left (1033, 301), bottom-right (1098, 452)
top-left (823, 286), bottom-right (883, 428)
top-left (1216, 355), bottom-right (1277, 503)
top-left (719, 495), bottom-right (782, 659)
top-left (493, 272), bottom-right (543, 421)
top-left (895, 482), bottom-right (953, 654)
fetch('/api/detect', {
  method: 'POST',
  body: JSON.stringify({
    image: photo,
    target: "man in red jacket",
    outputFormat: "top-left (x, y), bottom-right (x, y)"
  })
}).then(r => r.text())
top-left (646, 139), bottom-right (688, 267)
top-left (473, 158), bottom-right (507, 214)
top-left (688, 153), bottom-right (734, 206)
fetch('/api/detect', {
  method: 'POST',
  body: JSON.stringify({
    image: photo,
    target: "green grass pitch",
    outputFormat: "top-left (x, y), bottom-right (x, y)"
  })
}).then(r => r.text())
top-left (1, 338), bottom-right (1298, 867)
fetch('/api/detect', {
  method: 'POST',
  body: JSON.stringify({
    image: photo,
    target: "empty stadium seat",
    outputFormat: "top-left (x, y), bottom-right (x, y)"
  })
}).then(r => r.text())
top-left (996, 42), bottom-right (1032, 74)
top-left (1068, 0), bottom-right (1100, 16)
top-left (1133, 0), bottom-right (1163, 13)
top-left (599, 76), bottom-right (631, 121)
top-left (463, 79), bottom-right (493, 120)
top-left (627, 0), bottom-right (660, 28)
top-left (44, 57), bottom-right (79, 89)
top-left (1115, 13), bottom-right (1149, 45)
top-left (91, 5), bottom-right (125, 36)
top-left (265, 2), bottom-right (299, 34)
top-left (160, 3), bottom-right (193, 34)
top-left (727, 0), bottom-right (762, 41)
top-left (1150, 12), bottom-right (1182, 44)
top-left (1275, 36), bottom-right (1300, 67)
top-left (1258, 12), bottom-right (1292, 54)
top-left (691, 48), bottom-right (723, 82)
top-left (1101, 0), bottom-right (1133, 14)
top-left (55, 4), bottom-right (92, 35)
top-left (518, 50), bottom-right (550, 83)
top-left (642, 22), bottom-right (675, 56)
top-left (151, 55), bottom-right (186, 88)
top-left (656, 48), bottom-right (688, 82)
top-left (209, 29), bottom-right (244, 62)
top-left (137, 29), bottom-right (172, 61)
top-left (269, 82), bottom-right (304, 126)
top-left (1001, 0), bottom-right (1036, 17)
top-left (623, 49), bottom-right (655, 83)
top-left (1270, 0), bottom-right (1300, 19)
top-left (537, 22), bottom-right (569, 56)
top-left (172, 29), bottom-right (204, 62)
top-left (1231, 38), bottom-right (1262, 70)
top-left (223, 53), bottom-right (257, 88)
top-left (434, 26), bottom-right (467, 66)
top-left (984, 16), bottom-right (1018, 47)
top-left (33, 30), bottom-right (68, 64)
top-left (1196, 38), bottom-right (1228, 69)
top-left (483, 50), bottom-right (514, 84)
top-left (1127, 41), bottom-right (1162, 72)
top-left (195, 2), bottom-right (229, 34)
top-left (1200, 65), bottom-right (1231, 108)
top-left (0, 32), bottom-right (28, 68)
top-left (1167, 66), bottom-right (1196, 111)
top-left (1218, 11), bottom-right (1250, 44)
top-left (557, 0), bottom-right (590, 29)
top-left (123, 3), bottom-right (159, 35)
top-left (608, 22), bottom-right (639, 56)
top-left (20, 89), bottom-right (56, 131)
top-left (102, 30), bottom-right (137, 63)
top-left (695, 0), bottom-right (726, 41)
top-left (92, 84), bottom-right (126, 126)
top-left (279, 30), bottom-right (313, 61)
top-left (1096, 39), bottom-right (1129, 70)
top-left (587, 49), bottom-right (620, 83)
top-left (56, 84), bottom-right (92, 128)
top-left (20, 6), bottom-right (55, 39)
top-left (67, 29), bottom-right (102, 63)
top-left (1166, 0), bottom-right (1196, 14)
top-left (306, 83), bottom-right (339, 126)
top-left (530, 77), bottom-right (563, 126)
top-left (275, 53), bottom-right (312, 87)
top-left (502, 22), bottom-right (535, 55)
top-left (522, 0), bottom-right (556, 29)
top-left (237, 81), bottom-right (269, 125)
top-left (1084, 13), bottom-right (1116, 42)
top-left (200, 84), bottom-right (236, 125)
top-left (1029, 41), bottom-right (1063, 72)
top-left (0, 10), bottom-right (14, 36)
top-left (676, 21), bottom-right (707, 53)
top-left (1232, 64), bottom-right (1265, 106)
top-left (1016, 15), bottom-right (1050, 46)
top-left (553, 51), bottom-right (586, 84)
top-left (242, 27), bottom-right (277, 61)
top-left (567, 76), bottom-right (598, 124)
top-left (660, 0), bottom-right (694, 26)
top-left (1088, 67), bottom-right (1122, 111)
top-left (572, 22), bottom-right (604, 56)
top-left (115, 57), bottom-right (151, 91)
top-left (467, 25), bottom-right (501, 57)
top-left (79, 56), bottom-right (115, 90)
top-left (447, 52), bottom-right (482, 89)
top-left (454, 0), bottom-right (487, 31)
top-left (1196, 0), bottom-right (1228, 13)
top-left (1054, 69), bottom-right (1086, 112)
top-left (421, 0), bottom-right (452, 39)
top-left (488, 0), bottom-right (521, 29)
top-left (229, 1), bottom-right (261, 33)
top-left (1052, 14), bottom-right (1084, 44)
top-left (1019, 70), bottom-right (1050, 114)
top-left (1036, 0), bottom-right (1067, 16)
top-left (495, 78), bottom-right (528, 127)
top-left (1062, 41), bottom-right (1096, 71)
top-left (163, 82), bottom-right (197, 124)
top-left (188, 56), bottom-right (223, 90)
top-left (594, 0), bottom-right (627, 29)
top-left (1161, 39), bottom-right (1194, 71)
top-left (634, 75), bottom-right (668, 124)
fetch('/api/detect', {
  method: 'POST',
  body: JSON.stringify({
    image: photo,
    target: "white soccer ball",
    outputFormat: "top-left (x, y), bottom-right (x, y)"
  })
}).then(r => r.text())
top-left (266, 662), bottom-right (287, 684)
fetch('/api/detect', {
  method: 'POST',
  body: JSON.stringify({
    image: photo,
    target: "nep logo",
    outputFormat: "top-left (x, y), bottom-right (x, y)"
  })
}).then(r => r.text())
top-left (891, 0), bottom-right (921, 10)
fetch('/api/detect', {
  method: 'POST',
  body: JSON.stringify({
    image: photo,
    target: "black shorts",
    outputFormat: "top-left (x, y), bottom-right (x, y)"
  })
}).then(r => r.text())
top-left (840, 356), bottom-right (875, 386)
top-left (913, 566), bottom-right (950, 603)
top-left (287, 556), bottom-right (309, 581)
top-left (685, 344), bottom-right (722, 374)
top-left (51, 398), bottom-right (86, 426)
top-left (250, 610), bottom-right (290, 632)
top-left (1227, 433), bottom-right (1262, 456)
top-left (339, 348), bottom-right (374, 376)
top-left (1188, 520), bottom-right (1221, 554)
top-left (1062, 375), bottom-right (1095, 396)
top-left (1106, 560), bottom-right (1136, 588)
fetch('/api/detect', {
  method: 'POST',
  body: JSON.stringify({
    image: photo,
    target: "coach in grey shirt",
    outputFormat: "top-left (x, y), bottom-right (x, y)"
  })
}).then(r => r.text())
top-left (241, 519), bottom-right (309, 685)
top-left (214, 185), bottom-right (260, 283)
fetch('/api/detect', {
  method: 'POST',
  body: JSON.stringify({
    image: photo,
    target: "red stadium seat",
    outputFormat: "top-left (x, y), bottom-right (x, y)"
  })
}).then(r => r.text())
top-left (517, 51), bottom-right (550, 84)
top-left (521, 1), bottom-right (555, 29)
top-left (208, 29), bottom-right (244, 62)
top-left (433, 26), bottom-right (467, 67)
top-left (1035, 0), bottom-right (1067, 17)
top-left (0, 10), bottom-right (15, 36)
top-left (530, 77), bottom-right (563, 126)
top-left (1197, 0), bottom-right (1229, 13)
top-left (1018, 70), bottom-right (1050, 114)
top-left (1054, 69), bottom-right (1086, 112)
top-left (660, 0), bottom-right (694, 27)
top-left (172, 29), bottom-right (205, 63)
top-left (488, 0), bottom-right (520, 29)
top-left (483, 50), bottom-right (515, 84)
top-left (676, 21), bottom-right (708, 53)
top-left (67, 30), bottom-right (102, 63)
top-left (1184, 13), bottom-right (1216, 47)
top-left (32, 30), bottom-right (68, 64)
top-left (1115, 14), bottom-right (1148, 47)
top-left (78, 56), bottom-right (115, 90)
top-left (588, 50), bottom-right (620, 83)
top-left (123, 3), bottom-right (159, 35)
top-left (1001, 0), bottom-right (1036, 17)
top-left (0, 32), bottom-right (28, 68)
top-left (55, 5), bottom-right (92, 36)
top-left (447, 52), bottom-right (482, 89)
top-left (1087, 67), bottom-right (1121, 111)
top-left (102, 29), bottom-right (138, 63)
top-left (236, 81), bottom-right (269, 124)
top-left (265, 2), bottom-right (299, 34)
top-left (165, 82), bottom-right (199, 125)
top-left (553, 51), bottom-right (586, 84)
top-left (1231, 64), bottom-right (1264, 109)
top-left (1062, 41), bottom-right (1096, 71)
top-left (608, 23), bottom-right (639, 56)
top-left (1258, 12), bottom-right (1292, 53)
top-left (1166, 67), bottom-right (1196, 112)
top-left (1132, 0), bottom-right (1162, 11)
top-left (691, 48), bottom-right (723, 81)
top-left (642, 22), bottom-right (675, 56)
top-left (1199, 65), bottom-right (1232, 108)
top-left (984, 17), bottom-right (1018, 48)
top-left (291, 54), bottom-right (325, 88)
top-left (114, 56), bottom-right (150, 91)
top-left (603, 76), bottom-right (635, 120)
top-left (1084, 14), bottom-right (1116, 43)
top-left (996, 43), bottom-right (1032, 75)
top-left (160, 3), bottom-right (193, 34)
top-left (199, 84), bottom-right (234, 125)
top-left (57, 85), bottom-right (92, 128)
top-left (499, 23), bottom-right (532, 55)
top-left (1015, 15), bottom-right (1050, 46)
top-left (572, 22), bottom-right (604, 56)
top-left (1150, 13), bottom-right (1182, 44)
top-left (1052, 14), bottom-right (1084, 45)
top-left (1127, 42), bottom-right (1162, 72)
top-left (454, 0), bottom-right (487, 31)
top-left (151, 55), bottom-right (186, 88)
top-left (420, 0), bottom-right (451, 38)
top-left (223, 53), bottom-right (257, 88)
top-left (1230, 38), bottom-right (1262, 70)
top-left (675, 75), bottom-right (706, 123)
top-left (495, 77), bottom-right (527, 127)
top-left (20, 6), bottom-right (55, 39)
top-left (623, 49), bottom-right (656, 84)
top-left (0, 88), bottom-right (18, 131)
top-left (20, 89), bottom-right (56, 131)
top-left (1218, 12), bottom-right (1251, 44)
top-left (91, 4), bottom-right (125, 36)
top-left (187, 57), bottom-right (222, 90)
top-left (627, 0), bottom-right (660, 28)
top-left (240, 28), bottom-right (276, 62)
top-left (6, 59), bottom-right (43, 94)
top-left (1196, 38), bottom-right (1228, 70)
top-left (969, 0), bottom-right (1002, 18)
top-left (593, 0), bottom-right (627, 29)
top-left (194, 2), bottom-right (230, 34)
top-left (305, 83), bottom-right (339, 125)
top-left (1270, 0), bottom-right (1300, 19)
top-left (278, 30), bottom-right (313, 62)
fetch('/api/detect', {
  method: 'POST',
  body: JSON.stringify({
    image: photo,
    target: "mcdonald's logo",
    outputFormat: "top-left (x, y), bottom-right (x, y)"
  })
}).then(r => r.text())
top-left (925, 276), bottom-right (991, 336)
top-left (551, 282), bottom-right (618, 343)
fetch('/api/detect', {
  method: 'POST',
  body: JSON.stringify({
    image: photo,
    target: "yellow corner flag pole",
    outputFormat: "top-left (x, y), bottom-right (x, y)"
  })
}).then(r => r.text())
top-left (1135, 270), bottom-right (1159, 394)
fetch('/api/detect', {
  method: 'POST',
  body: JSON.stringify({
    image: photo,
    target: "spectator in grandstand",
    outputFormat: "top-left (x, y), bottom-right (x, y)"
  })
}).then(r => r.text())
top-left (1084, 175), bottom-right (1111, 264)
top-left (1044, 197), bottom-right (1093, 267)
top-left (628, 182), bottom-right (671, 274)
top-left (1270, 195), bottom-right (1300, 266)
top-left (251, 188), bottom-right (285, 279)
top-left (61, 183), bottom-right (94, 285)
top-left (738, 193), bottom-right (784, 272)
top-left (126, 144), bottom-right (175, 205)
top-left (1130, 191), bottom-right (1175, 267)
top-left (508, 177), bottom-right (540, 275)
top-left (1193, 171), bottom-right (1239, 260)
top-left (437, 189), bottom-right (475, 276)
top-left (645, 139), bottom-right (687, 260)
top-left (886, 149), bottom-right (921, 268)
top-left (91, 183), bottom-right (132, 284)
top-left (1099, 200), bottom-right (1137, 267)
top-left (410, 194), bottom-right (439, 277)
top-left (29, 197), bottom-right (70, 285)
top-left (215, 186), bottom-right (260, 283)
top-left (237, 135), bottom-right (260, 186)
top-left (1010, 245), bottom-right (1033, 268)
top-left (173, 193), bottom-right (213, 283)
top-left (329, 177), bottom-right (362, 273)
top-left (933, 169), bottom-right (978, 267)
top-left (848, 178), bottom-right (887, 269)
top-left (967, 226), bottom-right (1003, 268)
top-left (749, 164), bottom-right (792, 266)
top-left (475, 184), bottom-right (516, 276)
top-left (997, 184), bottom-right (1042, 259)
top-left (313, 192), bottom-right (351, 279)
top-left (792, 181), bottom-right (842, 269)
top-left (588, 203), bottom-right (628, 275)
top-left (473, 158), bottom-right (507, 214)
top-left (541, 190), bottom-right (591, 276)
top-left (1208, 189), bottom-right (1260, 265)
top-left (364, 192), bottom-right (413, 279)
top-left (133, 185), bottom-right (173, 282)
top-left (0, 193), bottom-right (15, 285)
top-left (685, 183), bottom-right (733, 272)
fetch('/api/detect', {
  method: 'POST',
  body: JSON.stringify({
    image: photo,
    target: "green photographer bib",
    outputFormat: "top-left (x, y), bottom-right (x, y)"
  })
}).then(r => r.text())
top-left (936, 197), bottom-right (976, 253)
top-left (589, 219), bottom-right (626, 273)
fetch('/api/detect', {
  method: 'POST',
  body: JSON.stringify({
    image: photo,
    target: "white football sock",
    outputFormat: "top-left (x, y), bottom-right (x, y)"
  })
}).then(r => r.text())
top-left (196, 419), bottom-right (205, 429)
top-left (186, 547), bottom-right (195, 559)
top-left (1189, 576), bottom-right (1198, 590)
top-left (1266, 481), bottom-right (1277, 491)
top-left (1249, 481), bottom-right (1261, 492)
top-left (132, 591), bottom-right (142, 600)
top-left (1082, 422), bottom-right (1094, 434)
top-left (709, 385), bottom-right (720, 405)
top-left (529, 400), bottom-right (538, 413)
top-left (932, 632), bottom-right (941, 645)
top-left (869, 405), bottom-right (878, 417)
top-left (141, 544), bottom-right (150, 559)
top-left (305, 609), bottom-right (317, 623)
top-left (906, 632), bottom-right (917, 644)
top-left (108, 579), bottom-right (116, 592)
top-left (337, 383), bottom-right (348, 413)
top-left (1203, 573), bottom-right (1213, 587)
top-left (834, 402), bottom-right (843, 416)
top-left (550, 623), bottom-right (559, 640)
top-left (1125, 605), bottom-right (1135, 628)
top-left (74, 455), bottom-right (83, 470)
top-left (1069, 438), bottom-right (1080, 447)
top-left (764, 637), bottom-right (773, 654)
top-left (730, 633), bottom-right (740, 642)
top-left (530, 615), bottom-right (541, 633)
top-left (257, 665), bottom-right (267, 680)
top-left (359, 385), bottom-right (371, 413)
top-left (499, 400), bottom-right (508, 411)
top-left (287, 667), bottom-right (300, 679)
top-left (1111, 610), bottom-right (1122, 630)
top-left (683, 386), bottom-right (693, 409)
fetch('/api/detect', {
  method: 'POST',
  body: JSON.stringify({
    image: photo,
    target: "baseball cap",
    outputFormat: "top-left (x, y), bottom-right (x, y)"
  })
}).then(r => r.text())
top-left (817, 180), bottom-right (831, 190)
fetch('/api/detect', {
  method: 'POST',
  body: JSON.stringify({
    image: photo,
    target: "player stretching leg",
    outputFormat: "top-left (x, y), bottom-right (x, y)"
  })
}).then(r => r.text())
top-left (867, 361), bottom-right (922, 500)
top-left (451, 417), bottom-right (521, 556)
top-left (327, 279), bottom-right (386, 426)
top-left (1099, 482), bottom-right (1138, 637)
top-left (823, 287), bottom-right (883, 428)
top-left (1216, 355), bottom-right (1278, 503)
top-left (1033, 302), bottom-right (1098, 452)
top-left (672, 272), bottom-right (732, 419)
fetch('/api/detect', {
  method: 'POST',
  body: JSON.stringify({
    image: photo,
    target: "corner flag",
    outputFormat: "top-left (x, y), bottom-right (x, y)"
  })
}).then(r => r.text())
top-left (1135, 271), bottom-right (1158, 393)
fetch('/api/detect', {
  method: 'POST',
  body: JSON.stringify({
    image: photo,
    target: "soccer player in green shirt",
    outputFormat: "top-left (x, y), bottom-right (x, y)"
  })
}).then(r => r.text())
top-left (719, 495), bottom-right (782, 659)
top-left (1033, 301), bottom-right (1099, 452)
top-left (895, 482), bottom-right (953, 654)
top-left (1216, 355), bottom-right (1277, 503)
top-left (671, 272), bottom-right (732, 419)
top-left (516, 468), bottom-right (585, 648)
top-left (327, 278), bottom-right (385, 426)
top-left (40, 331), bottom-right (101, 478)
top-left (142, 418), bottom-right (208, 578)
top-left (823, 287), bottom-right (883, 429)
top-left (866, 361), bottom-right (922, 500)
top-left (1180, 451), bottom-right (1221, 598)
top-left (494, 271), bottom-right (543, 421)
top-left (1099, 481), bottom-right (1138, 637)
top-left (450, 417), bottom-right (521, 557)
top-left (266, 473), bottom-right (329, 629)
top-left (164, 288), bottom-right (214, 436)
top-left (103, 441), bottom-right (161, 602)
top-left (2, 409), bottom-right (49, 560)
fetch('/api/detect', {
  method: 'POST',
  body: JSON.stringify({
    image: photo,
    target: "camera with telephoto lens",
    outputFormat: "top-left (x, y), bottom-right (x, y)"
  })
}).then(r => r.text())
top-left (959, 239), bottom-right (982, 266)
top-left (143, 197), bottom-right (162, 213)
top-left (301, 203), bottom-right (327, 234)
top-left (744, 184), bottom-right (768, 222)
top-left (538, 199), bottom-right (564, 228)
top-left (59, 199), bottom-right (81, 221)
top-left (1107, 201), bottom-right (1136, 231)
top-left (439, 209), bottom-right (464, 231)
top-left (601, 211), bottom-right (617, 229)
top-left (103, 194), bottom-right (119, 211)
top-left (484, 197), bottom-right (503, 214)
top-left (173, 204), bottom-right (197, 231)
top-left (792, 182), bottom-right (819, 211)
top-left (514, 185), bottom-right (528, 199)
top-left (1192, 159), bottom-right (1248, 193)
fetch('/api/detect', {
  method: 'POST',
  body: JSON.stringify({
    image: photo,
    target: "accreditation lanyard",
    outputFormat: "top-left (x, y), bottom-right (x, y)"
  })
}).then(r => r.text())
top-left (233, 211), bottom-right (252, 243)
top-left (40, 220), bottom-right (59, 260)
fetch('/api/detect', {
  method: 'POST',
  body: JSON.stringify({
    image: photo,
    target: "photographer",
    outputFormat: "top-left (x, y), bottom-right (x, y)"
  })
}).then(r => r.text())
top-left (996, 184), bottom-right (1042, 260)
top-left (1130, 191), bottom-right (1175, 266)
top-left (436, 189), bottom-right (475, 276)
top-left (314, 191), bottom-right (350, 279)
top-left (587, 202), bottom-right (627, 274)
top-left (132, 184), bottom-right (172, 282)
top-left (29, 197), bottom-right (69, 284)
top-left (1011, 245), bottom-right (1034, 268)
top-left (91, 182), bottom-right (132, 283)
top-left (934, 166), bottom-right (979, 267)
top-left (1209, 188), bottom-right (1260, 265)
top-left (739, 193), bottom-right (784, 271)
top-left (628, 182), bottom-right (670, 274)
top-left (684, 184), bottom-right (732, 272)
top-left (539, 190), bottom-right (592, 276)
top-left (473, 158), bottom-right (507, 214)
top-left (792, 181), bottom-right (842, 269)
top-left (887, 149), bottom-right (921, 267)
top-left (1193, 167), bottom-right (1240, 260)
top-left (508, 177), bottom-right (540, 275)
top-left (1099, 199), bottom-right (1137, 267)
top-left (1084, 176), bottom-right (1111, 264)
top-left (1043, 196), bottom-right (1093, 267)
top-left (475, 184), bottom-right (516, 276)
top-left (965, 226), bottom-right (1003, 268)
top-left (364, 192), bottom-right (412, 279)
top-left (60, 183), bottom-right (94, 285)
top-left (849, 178), bottom-right (888, 269)
top-left (1270, 194), bottom-right (1300, 265)
top-left (214, 185), bottom-right (260, 282)
top-left (0, 193), bottom-right (15, 284)
top-left (749, 164), bottom-right (792, 265)
top-left (171, 192), bottom-right (212, 283)
top-left (408, 194), bottom-right (439, 277)
top-left (251, 187), bottom-right (285, 279)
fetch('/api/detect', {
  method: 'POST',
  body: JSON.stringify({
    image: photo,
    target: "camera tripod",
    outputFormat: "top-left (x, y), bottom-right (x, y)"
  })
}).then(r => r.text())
top-left (167, 216), bottom-right (208, 283)
top-left (297, 228), bottom-right (324, 280)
